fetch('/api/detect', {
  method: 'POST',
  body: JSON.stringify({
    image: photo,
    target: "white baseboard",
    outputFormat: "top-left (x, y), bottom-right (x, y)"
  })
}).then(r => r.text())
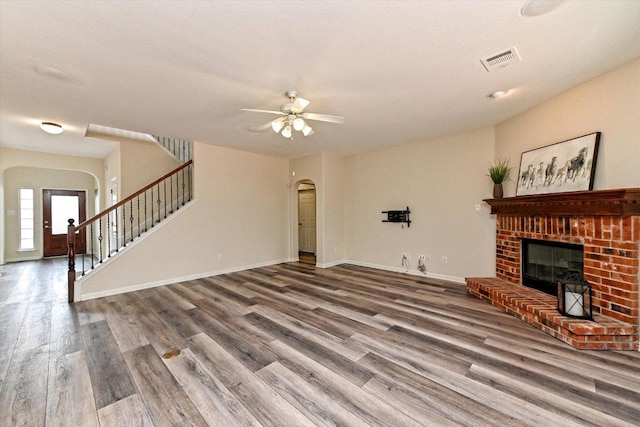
top-left (76, 251), bottom-right (465, 301)
top-left (5, 255), bottom-right (41, 263)
top-left (78, 257), bottom-right (289, 301)
top-left (344, 259), bottom-right (466, 284)
top-left (317, 259), bottom-right (346, 268)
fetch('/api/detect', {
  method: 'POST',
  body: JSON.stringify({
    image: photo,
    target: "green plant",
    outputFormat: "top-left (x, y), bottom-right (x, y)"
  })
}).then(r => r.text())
top-left (488, 158), bottom-right (511, 184)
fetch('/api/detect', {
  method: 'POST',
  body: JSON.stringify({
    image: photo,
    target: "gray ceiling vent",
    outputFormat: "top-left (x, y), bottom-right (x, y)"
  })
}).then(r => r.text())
top-left (481, 47), bottom-right (521, 72)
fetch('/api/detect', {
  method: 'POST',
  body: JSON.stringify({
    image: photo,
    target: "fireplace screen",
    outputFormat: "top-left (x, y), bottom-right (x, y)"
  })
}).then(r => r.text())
top-left (522, 239), bottom-right (584, 296)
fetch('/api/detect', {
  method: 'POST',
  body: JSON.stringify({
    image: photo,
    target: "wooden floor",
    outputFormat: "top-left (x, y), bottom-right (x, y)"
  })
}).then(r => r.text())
top-left (298, 252), bottom-right (316, 265)
top-left (1, 259), bottom-right (639, 426)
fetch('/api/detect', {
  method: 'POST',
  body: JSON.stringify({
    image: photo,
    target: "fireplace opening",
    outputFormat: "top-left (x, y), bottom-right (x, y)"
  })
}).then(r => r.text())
top-left (522, 239), bottom-right (584, 296)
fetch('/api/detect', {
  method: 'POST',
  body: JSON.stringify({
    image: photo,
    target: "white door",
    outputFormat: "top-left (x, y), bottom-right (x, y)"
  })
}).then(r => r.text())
top-left (298, 189), bottom-right (316, 254)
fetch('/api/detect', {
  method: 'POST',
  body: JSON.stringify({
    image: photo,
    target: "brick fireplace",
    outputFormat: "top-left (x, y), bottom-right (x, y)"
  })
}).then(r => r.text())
top-left (467, 189), bottom-right (639, 350)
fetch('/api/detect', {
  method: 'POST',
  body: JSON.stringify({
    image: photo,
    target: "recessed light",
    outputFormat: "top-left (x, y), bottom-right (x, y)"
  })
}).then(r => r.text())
top-left (489, 90), bottom-right (509, 99)
top-left (521, 0), bottom-right (565, 17)
top-left (40, 122), bottom-right (64, 134)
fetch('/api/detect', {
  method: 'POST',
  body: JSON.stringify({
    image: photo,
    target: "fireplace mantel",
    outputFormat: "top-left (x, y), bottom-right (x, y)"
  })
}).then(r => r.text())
top-left (484, 188), bottom-right (640, 217)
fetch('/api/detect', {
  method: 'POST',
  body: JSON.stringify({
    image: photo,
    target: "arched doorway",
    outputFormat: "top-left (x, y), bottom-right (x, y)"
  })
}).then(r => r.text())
top-left (1, 166), bottom-right (98, 263)
top-left (297, 180), bottom-right (316, 265)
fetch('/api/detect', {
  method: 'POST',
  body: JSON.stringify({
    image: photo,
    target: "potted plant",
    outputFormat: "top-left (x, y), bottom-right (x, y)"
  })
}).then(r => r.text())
top-left (488, 158), bottom-right (511, 199)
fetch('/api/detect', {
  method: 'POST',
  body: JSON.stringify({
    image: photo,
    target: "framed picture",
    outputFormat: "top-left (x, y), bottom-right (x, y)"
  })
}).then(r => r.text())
top-left (516, 132), bottom-right (600, 196)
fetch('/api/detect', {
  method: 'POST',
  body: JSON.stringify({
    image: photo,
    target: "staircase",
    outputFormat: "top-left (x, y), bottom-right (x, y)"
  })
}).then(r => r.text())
top-left (66, 138), bottom-right (194, 302)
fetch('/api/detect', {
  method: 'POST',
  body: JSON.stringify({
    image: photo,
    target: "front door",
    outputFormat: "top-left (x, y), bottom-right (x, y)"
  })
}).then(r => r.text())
top-left (43, 189), bottom-right (86, 257)
top-left (298, 189), bottom-right (316, 254)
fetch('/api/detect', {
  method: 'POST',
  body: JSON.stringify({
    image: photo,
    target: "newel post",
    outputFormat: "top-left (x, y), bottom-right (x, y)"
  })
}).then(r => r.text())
top-left (67, 218), bottom-right (76, 303)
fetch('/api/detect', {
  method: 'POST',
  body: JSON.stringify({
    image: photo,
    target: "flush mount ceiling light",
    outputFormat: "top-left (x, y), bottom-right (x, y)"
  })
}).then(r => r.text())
top-left (33, 65), bottom-right (75, 82)
top-left (521, 0), bottom-right (565, 17)
top-left (489, 90), bottom-right (510, 99)
top-left (40, 121), bottom-right (64, 134)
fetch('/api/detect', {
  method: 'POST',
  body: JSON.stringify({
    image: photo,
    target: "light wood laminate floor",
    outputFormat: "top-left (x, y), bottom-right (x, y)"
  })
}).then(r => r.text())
top-left (1, 258), bottom-right (639, 426)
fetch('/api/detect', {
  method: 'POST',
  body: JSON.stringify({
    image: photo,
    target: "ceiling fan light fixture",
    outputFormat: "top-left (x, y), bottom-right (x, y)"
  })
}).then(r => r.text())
top-left (293, 117), bottom-right (306, 131)
top-left (302, 124), bottom-right (313, 136)
top-left (271, 120), bottom-right (284, 133)
top-left (40, 121), bottom-right (64, 134)
top-left (242, 90), bottom-right (344, 139)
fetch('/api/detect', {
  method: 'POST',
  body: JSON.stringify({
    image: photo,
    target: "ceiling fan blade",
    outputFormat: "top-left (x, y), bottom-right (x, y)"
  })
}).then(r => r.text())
top-left (241, 108), bottom-right (285, 116)
top-left (248, 117), bottom-right (284, 132)
top-left (301, 112), bottom-right (345, 124)
top-left (290, 97), bottom-right (310, 113)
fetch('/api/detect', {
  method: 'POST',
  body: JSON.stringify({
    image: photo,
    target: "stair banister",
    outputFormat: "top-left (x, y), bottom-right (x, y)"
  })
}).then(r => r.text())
top-left (67, 160), bottom-right (193, 302)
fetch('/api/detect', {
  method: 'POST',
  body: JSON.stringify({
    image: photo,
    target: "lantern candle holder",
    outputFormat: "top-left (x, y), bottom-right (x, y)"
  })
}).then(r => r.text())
top-left (557, 270), bottom-right (592, 320)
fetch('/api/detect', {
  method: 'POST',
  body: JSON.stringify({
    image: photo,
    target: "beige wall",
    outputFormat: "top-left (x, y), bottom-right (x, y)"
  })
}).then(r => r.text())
top-left (2, 167), bottom-right (97, 262)
top-left (117, 139), bottom-right (182, 198)
top-left (344, 127), bottom-right (497, 282)
top-left (288, 152), bottom-right (347, 267)
top-left (322, 153), bottom-right (346, 267)
top-left (496, 57), bottom-right (640, 197)
top-left (0, 147), bottom-right (104, 182)
top-left (78, 143), bottom-right (290, 298)
top-left (104, 147), bottom-right (120, 209)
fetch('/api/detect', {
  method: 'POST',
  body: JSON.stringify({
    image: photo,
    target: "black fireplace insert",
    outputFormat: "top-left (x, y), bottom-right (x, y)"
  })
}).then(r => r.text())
top-left (522, 239), bottom-right (584, 296)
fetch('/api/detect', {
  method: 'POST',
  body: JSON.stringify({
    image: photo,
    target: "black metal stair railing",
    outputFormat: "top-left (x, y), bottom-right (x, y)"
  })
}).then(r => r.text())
top-left (66, 160), bottom-right (193, 302)
top-left (153, 136), bottom-right (192, 163)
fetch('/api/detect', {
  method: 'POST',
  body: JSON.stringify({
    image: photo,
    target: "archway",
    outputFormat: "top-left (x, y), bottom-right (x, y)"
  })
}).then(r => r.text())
top-left (1, 166), bottom-right (99, 263)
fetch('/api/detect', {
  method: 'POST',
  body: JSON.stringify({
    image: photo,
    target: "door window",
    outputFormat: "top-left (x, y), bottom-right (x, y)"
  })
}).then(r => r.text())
top-left (51, 195), bottom-right (79, 234)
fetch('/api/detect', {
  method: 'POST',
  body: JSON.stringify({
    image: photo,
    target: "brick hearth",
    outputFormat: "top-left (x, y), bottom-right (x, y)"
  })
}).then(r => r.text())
top-left (467, 189), bottom-right (639, 350)
top-left (467, 277), bottom-right (636, 350)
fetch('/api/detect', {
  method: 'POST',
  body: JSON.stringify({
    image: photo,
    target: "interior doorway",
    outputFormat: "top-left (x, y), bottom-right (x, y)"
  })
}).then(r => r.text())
top-left (297, 181), bottom-right (316, 262)
top-left (42, 189), bottom-right (86, 257)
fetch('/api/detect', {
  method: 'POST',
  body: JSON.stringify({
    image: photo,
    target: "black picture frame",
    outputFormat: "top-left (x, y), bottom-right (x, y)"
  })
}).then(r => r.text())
top-left (516, 132), bottom-right (601, 196)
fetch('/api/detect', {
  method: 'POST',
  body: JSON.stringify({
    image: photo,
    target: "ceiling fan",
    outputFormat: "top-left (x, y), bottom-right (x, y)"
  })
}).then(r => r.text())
top-left (242, 91), bottom-right (344, 139)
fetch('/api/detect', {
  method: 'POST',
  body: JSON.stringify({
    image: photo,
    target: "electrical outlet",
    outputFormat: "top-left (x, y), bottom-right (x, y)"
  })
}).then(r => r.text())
top-left (418, 254), bottom-right (426, 270)
top-left (475, 204), bottom-right (481, 212)
top-left (217, 253), bottom-right (223, 261)
top-left (417, 255), bottom-right (426, 273)
top-left (441, 256), bottom-right (448, 264)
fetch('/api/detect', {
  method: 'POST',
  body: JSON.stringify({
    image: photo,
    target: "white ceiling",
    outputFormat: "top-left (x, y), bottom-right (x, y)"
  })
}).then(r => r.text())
top-left (1, 1), bottom-right (639, 159)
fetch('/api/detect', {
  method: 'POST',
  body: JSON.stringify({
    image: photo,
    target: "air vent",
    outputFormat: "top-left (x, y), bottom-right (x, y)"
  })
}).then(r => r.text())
top-left (481, 47), bottom-right (521, 72)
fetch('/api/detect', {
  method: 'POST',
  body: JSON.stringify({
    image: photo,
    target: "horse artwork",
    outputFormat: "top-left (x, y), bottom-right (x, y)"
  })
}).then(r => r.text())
top-left (516, 132), bottom-right (600, 196)
top-left (567, 147), bottom-right (588, 182)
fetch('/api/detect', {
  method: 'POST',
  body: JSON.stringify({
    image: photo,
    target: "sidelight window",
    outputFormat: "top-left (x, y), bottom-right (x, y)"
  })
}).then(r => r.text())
top-left (19, 188), bottom-right (35, 250)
